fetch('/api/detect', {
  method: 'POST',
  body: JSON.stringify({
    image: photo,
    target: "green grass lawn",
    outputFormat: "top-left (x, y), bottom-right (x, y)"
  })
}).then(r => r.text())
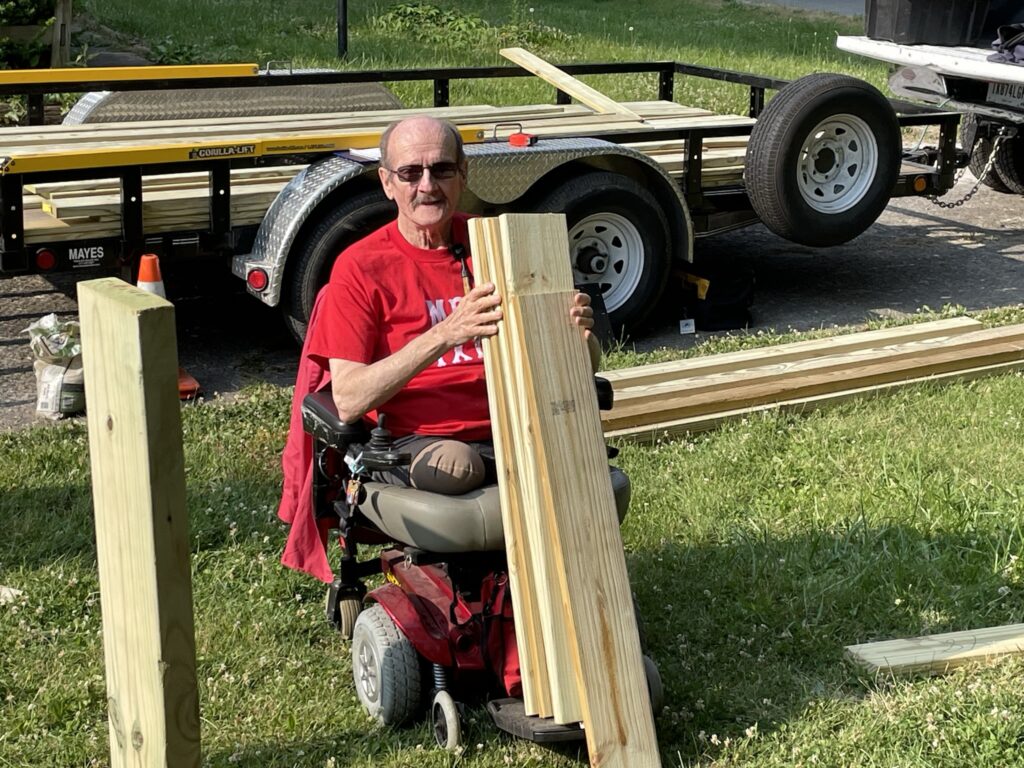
top-left (76, 0), bottom-right (887, 114)
top-left (4, 0), bottom-right (1024, 766)
top-left (4, 345), bottom-right (1024, 767)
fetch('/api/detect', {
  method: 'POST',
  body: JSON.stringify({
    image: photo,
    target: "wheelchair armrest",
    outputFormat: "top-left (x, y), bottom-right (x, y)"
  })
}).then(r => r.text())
top-left (302, 390), bottom-right (370, 449)
top-left (595, 375), bottom-right (614, 411)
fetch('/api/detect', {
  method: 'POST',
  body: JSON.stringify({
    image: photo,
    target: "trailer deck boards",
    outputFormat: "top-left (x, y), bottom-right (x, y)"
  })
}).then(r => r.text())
top-left (0, 101), bottom-right (750, 161)
top-left (14, 100), bottom-right (756, 243)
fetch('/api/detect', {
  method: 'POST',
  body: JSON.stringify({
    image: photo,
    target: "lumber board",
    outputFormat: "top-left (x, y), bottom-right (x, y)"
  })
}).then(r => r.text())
top-left (2, 101), bottom-right (708, 151)
top-left (473, 215), bottom-right (572, 721)
top-left (0, 100), bottom-right (705, 147)
top-left (623, 136), bottom-right (750, 153)
top-left (602, 317), bottom-right (983, 390)
top-left (78, 278), bottom-right (200, 767)
top-left (603, 327), bottom-right (1024, 432)
top-left (0, 104), bottom-right (563, 146)
top-left (845, 624), bottom-right (1024, 676)
top-left (500, 48), bottom-right (643, 120)
top-left (471, 214), bottom-right (660, 767)
top-left (44, 182), bottom-right (287, 219)
top-left (605, 358), bottom-right (1024, 441)
top-left (474, 216), bottom-right (554, 719)
top-left (606, 326), bottom-right (1014, 425)
top-left (0, 111), bottom-right (750, 159)
top-left (26, 165), bottom-right (304, 197)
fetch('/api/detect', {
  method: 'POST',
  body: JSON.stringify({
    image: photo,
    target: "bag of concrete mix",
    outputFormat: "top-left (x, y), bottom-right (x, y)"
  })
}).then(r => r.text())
top-left (23, 313), bottom-right (85, 419)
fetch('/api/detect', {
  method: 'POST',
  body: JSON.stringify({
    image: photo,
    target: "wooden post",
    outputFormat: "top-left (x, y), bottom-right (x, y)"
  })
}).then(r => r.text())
top-left (51, 0), bottom-right (72, 68)
top-left (78, 278), bottom-right (201, 768)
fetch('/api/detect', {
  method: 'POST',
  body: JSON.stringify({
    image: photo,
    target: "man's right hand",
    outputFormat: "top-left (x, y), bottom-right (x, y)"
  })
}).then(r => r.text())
top-left (436, 282), bottom-right (502, 348)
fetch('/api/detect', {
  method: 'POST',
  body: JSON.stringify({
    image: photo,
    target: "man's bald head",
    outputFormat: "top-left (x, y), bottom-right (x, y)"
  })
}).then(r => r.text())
top-left (379, 116), bottom-right (466, 169)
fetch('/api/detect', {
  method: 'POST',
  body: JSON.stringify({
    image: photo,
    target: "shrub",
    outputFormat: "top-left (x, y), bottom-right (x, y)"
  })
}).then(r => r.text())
top-left (0, 0), bottom-right (56, 69)
top-left (0, 0), bottom-right (55, 26)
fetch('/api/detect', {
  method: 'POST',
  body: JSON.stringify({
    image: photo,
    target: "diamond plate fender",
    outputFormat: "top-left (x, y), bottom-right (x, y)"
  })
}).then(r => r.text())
top-left (465, 137), bottom-right (692, 267)
top-left (232, 155), bottom-right (372, 306)
top-left (236, 137), bottom-right (692, 307)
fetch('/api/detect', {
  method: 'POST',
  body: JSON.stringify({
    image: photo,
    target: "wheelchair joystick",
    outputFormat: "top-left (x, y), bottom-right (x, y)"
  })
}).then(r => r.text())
top-left (360, 414), bottom-right (412, 472)
top-left (368, 414), bottom-right (394, 451)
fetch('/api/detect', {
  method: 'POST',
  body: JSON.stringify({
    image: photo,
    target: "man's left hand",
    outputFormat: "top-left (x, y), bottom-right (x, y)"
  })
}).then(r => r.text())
top-left (570, 291), bottom-right (602, 371)
top-left (570, 291), bottom-right (594, 338)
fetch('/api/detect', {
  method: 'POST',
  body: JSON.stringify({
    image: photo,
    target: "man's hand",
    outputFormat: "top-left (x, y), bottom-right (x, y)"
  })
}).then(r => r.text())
top-left (570, 291), bottom-right (595, 337)
top-left (435, 282), bottom-right (502, 348)
top-left (570, 291), bottom-right (602, 371)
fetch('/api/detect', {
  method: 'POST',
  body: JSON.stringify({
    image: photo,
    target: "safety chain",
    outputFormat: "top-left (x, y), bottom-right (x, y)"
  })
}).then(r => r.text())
top-left (928, 128), bottom-right (1009, 209)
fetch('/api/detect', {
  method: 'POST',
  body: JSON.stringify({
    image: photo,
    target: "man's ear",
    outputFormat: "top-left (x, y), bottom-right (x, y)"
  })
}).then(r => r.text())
top-left (378, 166), bottom-right (395, 200)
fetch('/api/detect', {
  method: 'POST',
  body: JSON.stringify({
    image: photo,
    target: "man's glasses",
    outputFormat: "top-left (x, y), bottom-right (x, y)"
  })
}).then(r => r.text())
top-left (383, 162), bottom-right (462, 183)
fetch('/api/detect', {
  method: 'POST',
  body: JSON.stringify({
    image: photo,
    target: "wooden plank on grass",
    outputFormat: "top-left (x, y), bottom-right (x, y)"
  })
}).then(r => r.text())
top-left (606, 358), bottom-right (1024, 441)
top-left (603, 327), bottom-right (1024, 432)
top-left (602, 317), bottom-right (983, 390)
top-left (846, 624), bottom-right (1024, 676)
top-left (471, 214), bottom-right (660, 767)
top-left (500, 47), bottom-right (643, 120)
top-left (78, 278), bottom-right (200, 768)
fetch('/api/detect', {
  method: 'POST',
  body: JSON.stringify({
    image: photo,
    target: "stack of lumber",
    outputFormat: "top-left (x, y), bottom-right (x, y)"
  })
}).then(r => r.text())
top-left (601, 317), bottom-right (1024, 441)
top-left (26, 166), bottom-right (302, 239)
top-left (18, 100), bottom-right (751, 243)
top-left (470, 213), bottom-right (660, 767)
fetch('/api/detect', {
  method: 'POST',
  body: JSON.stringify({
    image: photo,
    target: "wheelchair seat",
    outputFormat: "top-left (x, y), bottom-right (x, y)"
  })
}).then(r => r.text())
top-left (302, 390), bottom-right (631, 553)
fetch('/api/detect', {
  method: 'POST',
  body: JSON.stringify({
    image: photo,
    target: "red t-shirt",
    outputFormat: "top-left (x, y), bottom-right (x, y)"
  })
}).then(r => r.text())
top-left (305, 213), bottom-right (491, 440)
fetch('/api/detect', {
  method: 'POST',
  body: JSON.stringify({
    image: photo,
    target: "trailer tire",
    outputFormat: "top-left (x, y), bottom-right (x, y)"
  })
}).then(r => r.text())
top-left (745, 73), bottom-right (900, 247)
top-left (282, 188), bottom-right (396, 342)
top-left (992, 132), bottom-right (1024, 195)
top-left (958, 114), bottom-right (1007, 193)
top-left (531, 171), bottom-right (671, 334)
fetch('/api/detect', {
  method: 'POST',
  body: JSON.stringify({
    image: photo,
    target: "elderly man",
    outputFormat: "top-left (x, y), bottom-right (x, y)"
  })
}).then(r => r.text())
top-left (301, 115), bottom-right (598, 495)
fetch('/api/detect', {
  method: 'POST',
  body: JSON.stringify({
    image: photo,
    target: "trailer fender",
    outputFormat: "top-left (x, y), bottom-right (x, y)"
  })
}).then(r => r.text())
top-left (233, 155), bottom-right (373, 306)
top-left (464, 137), bottom-right (692, 261)
top-left (462, 138), bottom-right (691, 332)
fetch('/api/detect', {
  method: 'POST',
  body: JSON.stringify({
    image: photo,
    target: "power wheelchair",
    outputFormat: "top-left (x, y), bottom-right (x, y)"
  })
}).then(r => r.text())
top-left (300, 377), bottom-right (661, 750)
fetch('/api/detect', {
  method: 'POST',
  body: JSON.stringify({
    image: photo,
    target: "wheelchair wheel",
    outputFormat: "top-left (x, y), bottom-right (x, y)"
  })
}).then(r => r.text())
top-left (431, 690), bottom-right (462, 751)
top-left (351, 604), bottom-right (422, 725)
top-left (643, 655), bottom-right (665, 717)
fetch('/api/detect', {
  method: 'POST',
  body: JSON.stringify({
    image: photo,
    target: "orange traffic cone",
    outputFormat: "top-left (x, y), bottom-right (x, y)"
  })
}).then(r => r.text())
top-left (136, 254), bottom-right (202, 400)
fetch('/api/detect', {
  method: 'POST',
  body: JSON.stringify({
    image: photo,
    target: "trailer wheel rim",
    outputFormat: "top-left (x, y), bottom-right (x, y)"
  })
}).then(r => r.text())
top-left (797, 113), bottom-right (878, 214)
top-left (567, 212), bottom-right (645, 313)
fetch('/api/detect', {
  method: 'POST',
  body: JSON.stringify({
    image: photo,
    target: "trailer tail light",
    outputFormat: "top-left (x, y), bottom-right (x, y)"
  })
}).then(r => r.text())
top-left (913, 176), bottom-right (928, 193)
top-left (35, 249), bottom-right (56, 271)
top-left (246, 268), bottom-right (269, 292)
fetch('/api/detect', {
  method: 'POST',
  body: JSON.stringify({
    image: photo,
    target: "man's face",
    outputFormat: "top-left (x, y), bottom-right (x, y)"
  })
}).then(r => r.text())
top-left (379, 120), bottom-right (466, 235)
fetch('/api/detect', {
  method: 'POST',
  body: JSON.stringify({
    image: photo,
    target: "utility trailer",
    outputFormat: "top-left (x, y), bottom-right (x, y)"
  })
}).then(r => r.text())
top-left (0, 56), bottom-right (961, 339)
top-left (838, 35), bottom-right (1024, 196)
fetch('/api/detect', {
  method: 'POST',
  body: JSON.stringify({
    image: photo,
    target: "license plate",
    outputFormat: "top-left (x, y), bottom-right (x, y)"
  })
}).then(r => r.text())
top-left (986, 81), bottom-right (1024, 110)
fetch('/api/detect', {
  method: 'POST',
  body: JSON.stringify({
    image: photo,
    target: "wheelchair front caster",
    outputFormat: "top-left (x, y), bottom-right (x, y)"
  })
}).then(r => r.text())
top-left (336, 597), bottom-right (361, 640)
top-left (327, 581), bottom-right (368, 638)
top-left (432, 690), bottom-right (462, 751)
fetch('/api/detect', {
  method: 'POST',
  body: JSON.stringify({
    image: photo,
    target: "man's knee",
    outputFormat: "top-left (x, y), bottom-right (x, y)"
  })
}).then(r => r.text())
top-left (409, 440), bottom-right (486, 495)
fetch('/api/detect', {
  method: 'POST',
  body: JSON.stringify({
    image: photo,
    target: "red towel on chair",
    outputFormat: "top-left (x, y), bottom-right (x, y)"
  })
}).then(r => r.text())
top-left (278, 287), bottom-right (336, 583)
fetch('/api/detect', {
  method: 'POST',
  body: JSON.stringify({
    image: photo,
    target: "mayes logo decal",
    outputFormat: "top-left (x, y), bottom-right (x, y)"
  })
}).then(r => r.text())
top-left (68, 246), bottom-right (104, 267)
